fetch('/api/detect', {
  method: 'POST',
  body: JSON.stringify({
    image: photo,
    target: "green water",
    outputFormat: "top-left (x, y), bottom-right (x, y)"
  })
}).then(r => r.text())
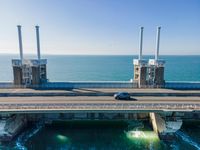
top-left (1, 121), bottom-right (200, 150)
top-left (24, 121), bottom-right (165, 150)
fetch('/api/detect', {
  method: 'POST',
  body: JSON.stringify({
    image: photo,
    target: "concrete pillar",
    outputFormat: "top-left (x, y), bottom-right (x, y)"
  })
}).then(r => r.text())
top-left (134, 60), bottom-right (148, 88)
top-left (149, 112), bottom-right (166, 135)
top-left (149, 112), bottom-right (183, 139)
top-left (154, 66), bottom-right (165, 87)
top-left (95, 113), bottom-right (99, 119)
top-left (124, 113), bottom-right (129, 119)
top-left (133, 27), bottom-right (148, 88)
top-left (31, 66), bottom-right (40, 85)
top-left (13, 66), bottom-right (22, 85)
top-left (40, 64), bottom-right (47, 83)
top-left (31, 64), bottom-right (47, 85)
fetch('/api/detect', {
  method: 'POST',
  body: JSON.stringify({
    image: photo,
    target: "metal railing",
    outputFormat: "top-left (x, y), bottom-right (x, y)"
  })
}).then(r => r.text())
top-left (0, 103), bottom-right (200, 112)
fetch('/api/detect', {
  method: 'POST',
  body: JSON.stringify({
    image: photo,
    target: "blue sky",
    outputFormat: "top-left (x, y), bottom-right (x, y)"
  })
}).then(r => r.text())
top-left (0, 0), bottom-right (199, 55)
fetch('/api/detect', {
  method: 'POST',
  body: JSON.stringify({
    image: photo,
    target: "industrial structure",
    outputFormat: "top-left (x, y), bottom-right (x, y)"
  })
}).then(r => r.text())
top-left (12, 25), bottom-right (47, 86)
top-left (133, 27), bottom-right (165, 88)
top-left (11, 25), bottom-right (165, 88)
top-left (0, 25), bottom-right (200, 142)
top-left (133, 27), bottom-right (148, 88)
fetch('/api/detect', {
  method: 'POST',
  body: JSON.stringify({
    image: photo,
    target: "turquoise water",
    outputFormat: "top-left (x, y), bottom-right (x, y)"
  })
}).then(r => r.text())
top-left (1, 121), bottom-right (200, 150)
top-left (0, 54), bottom-right (200, 81)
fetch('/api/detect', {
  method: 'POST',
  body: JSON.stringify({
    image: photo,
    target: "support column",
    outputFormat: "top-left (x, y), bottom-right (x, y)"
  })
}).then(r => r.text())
top-left (133, 27), bottom-right (148, 88)
top-left (149, 112), bottom-right (183, 139)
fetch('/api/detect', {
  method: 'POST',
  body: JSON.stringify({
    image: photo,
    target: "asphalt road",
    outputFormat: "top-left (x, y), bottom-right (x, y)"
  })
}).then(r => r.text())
top-left (1, 88), bottom-right (200, 94)
top-left (0, 88), bottom-right (200, 112)
top-left (0, 96), bottom-right (200, 104)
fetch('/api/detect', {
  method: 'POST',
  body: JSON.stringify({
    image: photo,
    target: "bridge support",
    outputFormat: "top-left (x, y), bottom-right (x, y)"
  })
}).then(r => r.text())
top-left (133, 27), bottom-right (148, 88)
top-left (149, 112), bottom-right (183, 139)
top-left (0, 114), bottom-right (27, 141)
top-left (12, 25), bottom-right (47, 87)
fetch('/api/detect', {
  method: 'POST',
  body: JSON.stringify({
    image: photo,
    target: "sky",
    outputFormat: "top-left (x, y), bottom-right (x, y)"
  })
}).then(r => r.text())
top-left (0, 0), bottom-right (200, 55)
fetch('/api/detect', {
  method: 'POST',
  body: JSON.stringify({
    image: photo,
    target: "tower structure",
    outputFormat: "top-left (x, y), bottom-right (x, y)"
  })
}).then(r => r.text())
top-left (148, 27), bottom-right (165, 87)
top-left (133, 27), bottom-right (148, 88)
top-left (12, 25), bottom-right (47, 86)
top-left (12, 25), bottom-right (23, 85)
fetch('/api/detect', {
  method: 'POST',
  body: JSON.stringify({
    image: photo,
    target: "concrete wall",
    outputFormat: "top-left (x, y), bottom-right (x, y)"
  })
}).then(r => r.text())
top-left (150, 112), bottom-right (166, 134)
top-left (140, 67), bottom-right (147, 86)
top-left (1, 81), bottom-right (200, 89)
top-left (165, 81), bottom-right (200, 89)
top-left (40, 64), bottom-right (47, 83)
top-left (134, 65), bottom-right (147, 87)
top-left (13, 67), bottom-right (22, 85)
top-left (0, 81), bottom-right (136, 89)
top-left (38, 81), bottom-right (137, 89)
top-left (32, 66), bottom-right (40, 85)
top-left (155, 67), bottom-right (165, 87)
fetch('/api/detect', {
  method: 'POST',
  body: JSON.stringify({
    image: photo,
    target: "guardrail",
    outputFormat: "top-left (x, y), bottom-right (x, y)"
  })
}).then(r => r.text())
top-left (0, 103), bottom-right (200, 113)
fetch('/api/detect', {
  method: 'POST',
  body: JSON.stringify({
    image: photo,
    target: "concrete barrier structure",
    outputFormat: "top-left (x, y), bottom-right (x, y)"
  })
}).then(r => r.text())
top-left (1, 81), bottom-right (200, 89)
top-left (38, 81), bottom-right (137, 89)
top-left (12, 25), bottom-right (47, 86)
top-left (165, 81), bottom-right (200, 89)
top-left (150, 112), bottom-right (183, 139)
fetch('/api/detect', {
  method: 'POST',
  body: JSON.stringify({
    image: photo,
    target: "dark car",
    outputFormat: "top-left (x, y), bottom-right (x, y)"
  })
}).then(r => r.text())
top-left (114, 92), bottom-right (131, 100)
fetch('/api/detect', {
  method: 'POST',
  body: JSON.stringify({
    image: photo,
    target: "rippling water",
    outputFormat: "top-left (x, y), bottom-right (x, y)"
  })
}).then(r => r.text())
top-left (1, 121), bottom-right (200, 150)
top-left (0, 54), bottom-right (200, 81)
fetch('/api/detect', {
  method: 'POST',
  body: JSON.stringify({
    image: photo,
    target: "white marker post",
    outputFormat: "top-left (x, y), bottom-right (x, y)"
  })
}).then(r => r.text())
top-left (139, 27), bottom-right (144, 60)
top-left (17, 25), bottom-right (23, 62)
top-left (35, 25), bottom-right (41, 61)
top-left (155, 27), bottom-right (161, 61)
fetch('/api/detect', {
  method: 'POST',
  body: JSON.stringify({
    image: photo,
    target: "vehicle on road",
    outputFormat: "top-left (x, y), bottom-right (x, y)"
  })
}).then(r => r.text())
top-left (114, 92), bottom-right (131, 100)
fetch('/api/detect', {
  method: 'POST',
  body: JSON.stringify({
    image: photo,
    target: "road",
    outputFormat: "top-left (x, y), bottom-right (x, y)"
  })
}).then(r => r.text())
top-left (1, 88), bottom-right (200, 97)
top-left (0, 95), bottom-right (200, 113)
top-left (0, 96), bottom-right (200, 103)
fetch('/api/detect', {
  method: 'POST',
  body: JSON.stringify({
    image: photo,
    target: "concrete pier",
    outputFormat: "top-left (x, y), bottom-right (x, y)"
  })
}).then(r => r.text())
top-left (133, 27), bottom-right (166, 88)
top-left (13, 66), bottom-right (23, 85)
top-left (0, 115), bottom-right (27, 141)
top-left (148, 27), bottom-right (165, 87)
top-left (12, 25), bottom-right (47, 86)
top-left (150, 112), bottom-right (183, 139)
top-left (133, 27), bottom-right (148, 88)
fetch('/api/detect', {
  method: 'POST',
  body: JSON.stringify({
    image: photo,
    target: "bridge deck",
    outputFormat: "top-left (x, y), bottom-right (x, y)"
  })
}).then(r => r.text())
top-left (1, 88), bottom-right (200, 96)
top-left (0, 95), bottom-right (200, 113)
top-left (1, 88), bottom-right (200, 113)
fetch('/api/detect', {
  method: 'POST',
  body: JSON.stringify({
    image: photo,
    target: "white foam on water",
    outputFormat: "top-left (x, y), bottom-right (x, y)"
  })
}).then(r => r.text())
top-left (170, 141), bottom-right (180, 150)
top-left (15, 122), bottom-right (44, 150)
top-left (176, 131), bottom-right (200, 150)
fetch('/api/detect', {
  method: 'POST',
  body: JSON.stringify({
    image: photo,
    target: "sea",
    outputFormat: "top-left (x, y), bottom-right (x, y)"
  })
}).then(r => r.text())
top-left (0, 54), bottom-right (200, 150)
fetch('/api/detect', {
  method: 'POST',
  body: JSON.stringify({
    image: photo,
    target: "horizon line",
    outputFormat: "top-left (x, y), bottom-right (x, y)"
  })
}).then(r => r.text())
top-left (0, 52), bottom-right (200, 56)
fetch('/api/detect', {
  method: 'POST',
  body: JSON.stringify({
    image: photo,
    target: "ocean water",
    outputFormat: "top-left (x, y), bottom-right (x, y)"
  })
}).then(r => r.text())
top-left (0, 54), bottom-right (200, 150)
top-left (0, 54), bottom-right (200, 81)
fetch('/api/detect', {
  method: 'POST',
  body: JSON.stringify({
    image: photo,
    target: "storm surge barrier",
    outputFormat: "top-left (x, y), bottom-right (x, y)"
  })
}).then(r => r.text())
top-left (0, 81), bottom-right (200, 89)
